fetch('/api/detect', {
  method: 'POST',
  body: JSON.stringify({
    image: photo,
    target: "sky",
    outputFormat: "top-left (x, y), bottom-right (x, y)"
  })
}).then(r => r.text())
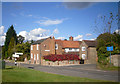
top-left (0, 2), bottom-right (118, 45)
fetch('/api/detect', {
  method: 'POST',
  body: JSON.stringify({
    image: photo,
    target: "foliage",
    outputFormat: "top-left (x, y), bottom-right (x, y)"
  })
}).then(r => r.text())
top-left (97, 33), bottom-right (120, 65)
top-left (17, 35), bottom-right (25, 44)
top-left (15, 41), bottom-right (30, 61)
top-left (4, 25), bottom-right (18, 58)
top-left (7, 37), bottom-right (16, 59)
top-left (43, 54), bottom-right (80, 62)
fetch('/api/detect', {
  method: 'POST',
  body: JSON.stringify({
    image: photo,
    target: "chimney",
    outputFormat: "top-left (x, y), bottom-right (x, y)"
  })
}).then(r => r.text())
top-left (53, 36), bottom-right (55, 39)
top-left (69, 36), bottom-right (73, 41)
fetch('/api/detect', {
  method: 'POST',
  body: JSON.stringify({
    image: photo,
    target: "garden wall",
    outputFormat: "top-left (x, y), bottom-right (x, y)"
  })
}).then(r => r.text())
top-left (42, 59), bottom-right (80, 66)
top-left (111, 54), bottom-right (120, 67)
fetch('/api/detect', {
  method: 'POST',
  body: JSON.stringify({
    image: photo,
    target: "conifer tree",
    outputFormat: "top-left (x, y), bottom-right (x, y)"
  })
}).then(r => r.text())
top-left (4, 25), bottom-right (18, 58)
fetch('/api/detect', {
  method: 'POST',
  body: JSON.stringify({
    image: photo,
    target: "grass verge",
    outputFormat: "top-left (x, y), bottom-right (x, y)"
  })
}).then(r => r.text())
top-left (2, 66), bottom-right (111, 82)
top-left (97, 63), bottom-right (120, 71)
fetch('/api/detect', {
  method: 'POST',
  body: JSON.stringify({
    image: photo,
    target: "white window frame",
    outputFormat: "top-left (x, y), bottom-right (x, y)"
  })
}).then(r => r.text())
top-left (37, 44), bottom-right (39, 50)
top-left (31, 45), bottom-right (33, 50)
top-left (34, 54), bottom-right (36, 60)
top-left (31, 53), bottom-right (33, 58)
top-left (82, 54), bottom-right (86, 59)
top-left (82, 47), bottom-right (86, 51)
top-left (55, 44), bottom-right (58, 50)
top-left (37, 54), bottom-right (39, 60)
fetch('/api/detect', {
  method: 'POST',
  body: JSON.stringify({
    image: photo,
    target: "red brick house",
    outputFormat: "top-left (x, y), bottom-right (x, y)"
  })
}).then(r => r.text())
top-left (30, 36), bottom-right (81, 64)
top-left (30, 36), bottom-right (97, 65)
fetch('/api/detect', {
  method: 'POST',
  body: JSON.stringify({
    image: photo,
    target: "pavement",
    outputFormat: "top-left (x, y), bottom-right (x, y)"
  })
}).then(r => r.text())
top-left (5, 62), bottom-right (119, 82)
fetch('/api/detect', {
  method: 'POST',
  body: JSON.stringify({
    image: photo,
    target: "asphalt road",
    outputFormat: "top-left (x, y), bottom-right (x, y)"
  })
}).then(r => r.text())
top-left (5, 62), bottom-right (119, 82)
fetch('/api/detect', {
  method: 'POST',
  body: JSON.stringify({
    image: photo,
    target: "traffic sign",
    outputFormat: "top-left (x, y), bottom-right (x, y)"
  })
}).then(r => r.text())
top-left (107, 46), bottom-right (113, 51)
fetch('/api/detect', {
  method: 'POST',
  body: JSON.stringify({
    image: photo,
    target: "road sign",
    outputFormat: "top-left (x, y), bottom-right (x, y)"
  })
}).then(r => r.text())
top-left (107, 46), bottom-right (113, 51)
top-left (15, 52), bottom-right (23, 55)
top-left (12, 54), bottom-right (19, 58)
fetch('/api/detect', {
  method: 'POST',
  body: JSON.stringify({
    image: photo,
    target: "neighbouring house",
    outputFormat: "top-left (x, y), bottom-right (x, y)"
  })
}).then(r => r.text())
top-left (30, 36), bottom-right (97, 65)
top-left (79, 40), bottom-right (97, 64)
top-left (54, 36), bottom-right (81, 55)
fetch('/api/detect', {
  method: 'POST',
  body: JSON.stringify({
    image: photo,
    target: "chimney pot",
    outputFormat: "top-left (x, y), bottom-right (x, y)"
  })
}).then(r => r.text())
top-left (69, 36), bottom-right (73, 41)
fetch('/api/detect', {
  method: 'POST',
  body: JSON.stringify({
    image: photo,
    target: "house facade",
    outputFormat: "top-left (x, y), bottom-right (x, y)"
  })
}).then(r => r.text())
top-left (79, 40), bottom-right (97, 64)
top-left (30, 36), bottom-right (97, 65)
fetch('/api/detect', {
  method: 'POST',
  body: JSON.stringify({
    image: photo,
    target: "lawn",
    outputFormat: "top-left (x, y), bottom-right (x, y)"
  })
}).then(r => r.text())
top-left (97, 63), bottom-right (120, 71)
top-left (2, 66), bottom-right (111, 82)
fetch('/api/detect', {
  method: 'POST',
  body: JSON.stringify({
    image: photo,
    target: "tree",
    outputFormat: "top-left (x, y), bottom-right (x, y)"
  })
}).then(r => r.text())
top-left (30, 40), bottom-right (34, 44)
top-left (4, 25), bottom-right (18, 58)
top-left (93, 13), bottom-right (119, 35)
top-left (7, 37), bottom-right (16, 59)
top-left (15, 41), bottom-right (31, 61)
top-left (97, 33), bottom-right (120, 65)
top-left (2, 46), bottom-right (5, 59)
top-left (17, 35), bottom-right (25, 44)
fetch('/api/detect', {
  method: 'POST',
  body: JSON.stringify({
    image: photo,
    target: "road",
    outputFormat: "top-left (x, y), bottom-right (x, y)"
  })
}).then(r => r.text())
top-left (5, 62), bottom-right (119, 82)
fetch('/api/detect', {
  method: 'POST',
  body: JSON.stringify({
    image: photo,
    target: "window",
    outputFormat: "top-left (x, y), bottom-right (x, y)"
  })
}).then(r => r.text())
top-left (31, 53), bottom-right (33, 58)
top-left (31, 45), bottom-right (33, 50)
top-left (75, 48), bottom-right (79, 51)
top-left (82, 47), bottom-right (86, 51)
top-left (37, 54), bottom-right (39, 60)
top-left (82, 54), bottom-right (86, 59)
top-left (34, 54), bottom-right (36, 60)
top-left (37, 44), bottom-right (39, 50)
top-left (55, 44), bottom-right (58, 50)
top-left (69, 48), bottom-right (72, 50)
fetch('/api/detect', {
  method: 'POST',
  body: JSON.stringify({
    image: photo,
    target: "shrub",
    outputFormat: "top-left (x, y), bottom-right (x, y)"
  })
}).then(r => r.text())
top-left (43, 54), bottom-right (80, 62)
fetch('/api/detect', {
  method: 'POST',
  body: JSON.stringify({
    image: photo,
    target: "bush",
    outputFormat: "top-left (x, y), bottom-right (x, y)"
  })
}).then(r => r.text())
top-left (43, 54), bottom-right (80, 62)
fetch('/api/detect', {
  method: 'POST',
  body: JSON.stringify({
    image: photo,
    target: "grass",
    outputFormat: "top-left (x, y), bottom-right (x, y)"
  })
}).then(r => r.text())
top-left (97, 63), bottom-right (120, 71)
top-left (2, 66), bottom-right (111, 82)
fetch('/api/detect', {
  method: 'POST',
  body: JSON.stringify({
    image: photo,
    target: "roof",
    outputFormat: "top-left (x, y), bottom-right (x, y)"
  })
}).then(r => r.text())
top-left (83, 40), bottom-right (96, 47)
top-left (55, 40), bottom-right (81, 48)
top-left (31, 37), bottom-right (50, 45)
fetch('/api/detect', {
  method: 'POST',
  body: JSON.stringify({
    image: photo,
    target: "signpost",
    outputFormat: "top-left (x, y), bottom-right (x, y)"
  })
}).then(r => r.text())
top-left (107, 46), bottom-right (113, 64)
top-left (12, 52), bottom-right (23, 66)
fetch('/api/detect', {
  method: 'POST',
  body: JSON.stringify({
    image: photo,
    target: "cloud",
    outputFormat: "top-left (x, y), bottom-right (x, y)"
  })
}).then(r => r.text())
top-left (53, 28), bottom-right (59, 34)
top-left (56, 37), bottom-right (65, 40)
top-left (115, 29), bottom-right (120, 34)
top-left (0, 36), bottom-right (5, 45)
top-left (0, 26), bottom-right (4, 36)
top-left (28, 14), bottom-right (32, 17)
top-left (0, 26), bottom-right (5, 45)
top-left (63, 2), bottom-right (94, 9)
top-left (86, 33), bottom-right (92, 36)
top-left (90, 38), bottom-right (96, 40)
top-left (74, 35), bottom-right (83, 41)
top-left (18, 28), bottom-right (49, 41)
top-left (35, 19), bottom-right (64, 26)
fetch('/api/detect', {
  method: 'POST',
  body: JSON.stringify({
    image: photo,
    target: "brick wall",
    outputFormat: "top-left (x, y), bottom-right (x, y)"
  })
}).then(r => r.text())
top-left (31, 44), bottom-right (40, 64)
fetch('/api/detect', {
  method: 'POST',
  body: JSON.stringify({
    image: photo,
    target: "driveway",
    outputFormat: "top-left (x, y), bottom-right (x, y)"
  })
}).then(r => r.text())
top-left (5, 62), bottom-right (119, 82)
